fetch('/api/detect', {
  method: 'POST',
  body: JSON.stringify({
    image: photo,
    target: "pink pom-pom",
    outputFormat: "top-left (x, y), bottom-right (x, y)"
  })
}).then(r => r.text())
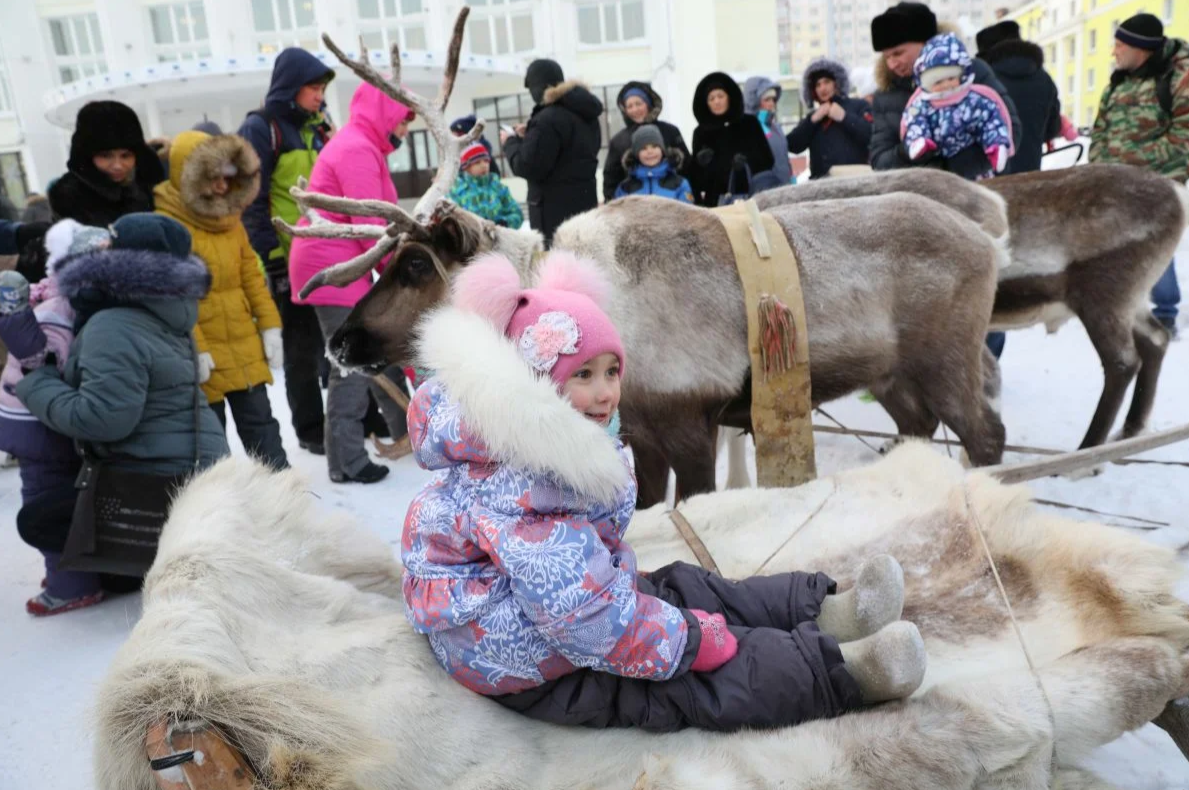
top-left (534, 251), bottom-right (611, 308)
top-left (452, 253), bottom-right (524, 330)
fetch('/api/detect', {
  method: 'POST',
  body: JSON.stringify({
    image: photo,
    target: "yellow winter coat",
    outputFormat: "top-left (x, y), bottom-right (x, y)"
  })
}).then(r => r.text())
top-left (155, 131), bottom-right (282, 403)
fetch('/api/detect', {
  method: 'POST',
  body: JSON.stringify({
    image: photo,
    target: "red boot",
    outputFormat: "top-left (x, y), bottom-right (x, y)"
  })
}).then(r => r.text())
top-left (26, 590), bottom-right (106, 617)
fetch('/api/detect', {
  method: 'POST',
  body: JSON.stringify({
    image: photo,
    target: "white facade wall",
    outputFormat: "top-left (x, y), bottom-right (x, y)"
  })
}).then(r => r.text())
top-left (0, 0), bottom-right (778, 200)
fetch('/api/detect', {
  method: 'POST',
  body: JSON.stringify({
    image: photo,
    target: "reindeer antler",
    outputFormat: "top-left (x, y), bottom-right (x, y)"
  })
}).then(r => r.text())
top-left (284, 7), bottom-right (487, 300)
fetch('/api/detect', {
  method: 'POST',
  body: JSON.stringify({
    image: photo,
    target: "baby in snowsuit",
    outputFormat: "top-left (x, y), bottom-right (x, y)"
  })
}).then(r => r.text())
top-left (901, 33), bottom-right (1014, 179)
top-left (402, 250), bottom-right (928, 732)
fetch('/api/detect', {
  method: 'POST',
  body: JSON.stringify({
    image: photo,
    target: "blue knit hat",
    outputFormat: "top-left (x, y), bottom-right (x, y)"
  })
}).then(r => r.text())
top-left (109, 213), bottom-right (192, 258)
top-left (1115, 13), bottom-right (1164, 52)
top-left (622, 87), bottom-right (653, 108)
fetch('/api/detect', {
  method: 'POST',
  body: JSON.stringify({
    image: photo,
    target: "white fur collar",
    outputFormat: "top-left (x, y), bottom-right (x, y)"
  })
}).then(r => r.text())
top-left (415, 306), bottom-right (630, 501)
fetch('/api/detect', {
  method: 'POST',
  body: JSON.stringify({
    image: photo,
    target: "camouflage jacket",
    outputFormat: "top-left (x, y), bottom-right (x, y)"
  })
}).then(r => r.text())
top-left (1090, 38), bottom-right (1189, 181)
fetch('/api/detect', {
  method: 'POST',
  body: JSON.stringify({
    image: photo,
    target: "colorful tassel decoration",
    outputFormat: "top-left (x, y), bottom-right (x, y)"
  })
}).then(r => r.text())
top-left (757, 293), bottom-right (796, 380)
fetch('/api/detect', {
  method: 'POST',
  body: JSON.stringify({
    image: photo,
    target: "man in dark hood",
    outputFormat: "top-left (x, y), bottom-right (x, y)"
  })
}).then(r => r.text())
top-left (976, 20), bottom-right (1061, 174)
top-left (48, 101), bottom-right (166, 228)
top-left (238, 48), bottom-right (334, 456)
top-left (786, 58), bottom-right (874, 180)
top-left (602, 82), bottom-right (690, 202)
top-left (501, 59), bottom-right (604, 244)
top-left (869, 2), bottom-right (1021, 179)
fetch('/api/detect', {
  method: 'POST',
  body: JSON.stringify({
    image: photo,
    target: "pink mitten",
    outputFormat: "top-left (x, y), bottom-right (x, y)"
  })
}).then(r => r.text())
top-left (986, 145), bottom-right (1009, 173)
top-left (907, 137), bottom-right (937, 161)
top-left (1059, 114), bottom-right (1078, 142)
top-left (689, 609), bottom-right (738, 673)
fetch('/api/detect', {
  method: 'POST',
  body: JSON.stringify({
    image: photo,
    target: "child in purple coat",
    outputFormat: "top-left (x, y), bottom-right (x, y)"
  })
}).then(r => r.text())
top-left (901, 33), bottom-right (1015, 179)
top-left (0, 220), bottom-right (110, 615)
top-left (401, 250), bottom-right (928, 732)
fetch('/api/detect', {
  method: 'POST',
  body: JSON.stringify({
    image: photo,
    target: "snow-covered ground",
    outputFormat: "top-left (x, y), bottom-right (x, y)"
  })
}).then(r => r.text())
top-left (1, 252), bottom-right (1187, 789)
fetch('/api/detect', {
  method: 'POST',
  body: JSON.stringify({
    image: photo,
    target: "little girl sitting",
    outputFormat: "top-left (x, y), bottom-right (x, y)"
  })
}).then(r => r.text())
top-left (401, 251), bottom-right (927, 732)
top-left (901, 33), bottom-right (1014, 179)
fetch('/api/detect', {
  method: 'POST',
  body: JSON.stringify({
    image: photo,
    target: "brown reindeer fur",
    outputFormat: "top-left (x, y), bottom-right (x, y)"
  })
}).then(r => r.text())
top-left (326, 194), bottom-right (1004, 506)
top-left (757, 164), bottom-right (1188, 449)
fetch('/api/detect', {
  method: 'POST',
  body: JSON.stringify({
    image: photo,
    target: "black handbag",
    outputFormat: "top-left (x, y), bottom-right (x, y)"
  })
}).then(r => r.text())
top-left (59, 341), bottom-right (203, 577)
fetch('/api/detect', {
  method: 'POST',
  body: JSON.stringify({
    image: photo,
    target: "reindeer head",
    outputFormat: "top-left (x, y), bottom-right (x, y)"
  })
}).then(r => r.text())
top-left (272, 7), bottom-right (505, 371)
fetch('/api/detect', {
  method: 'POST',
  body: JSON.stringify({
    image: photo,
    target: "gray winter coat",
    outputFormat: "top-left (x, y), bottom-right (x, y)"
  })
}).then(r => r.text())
top-left (16, 247), bottom-right (229, 475)
top-left (742, 76), bottom-right (793, 186)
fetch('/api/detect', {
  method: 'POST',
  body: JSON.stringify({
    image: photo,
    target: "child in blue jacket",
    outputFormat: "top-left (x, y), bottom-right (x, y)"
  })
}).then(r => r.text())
top-left (613, 125), bottom-right (694, 203)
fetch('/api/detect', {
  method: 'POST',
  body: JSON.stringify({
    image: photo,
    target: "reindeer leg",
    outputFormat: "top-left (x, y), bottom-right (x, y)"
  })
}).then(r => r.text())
top-left (871, 377), bottom-right (940, 452)
top-left (915, 358), bottom-right (1005, 467)
top-left (669, 413), bottom-right (717, 503)
top-left (1119, 313), bottom-right (1170, 439)
top-left (631, 442), bottom-right (670, 509)
top-left (1077, 312), bottom-right (1141, 449)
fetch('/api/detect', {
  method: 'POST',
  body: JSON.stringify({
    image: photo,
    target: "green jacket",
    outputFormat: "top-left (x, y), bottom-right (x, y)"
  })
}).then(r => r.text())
top-left (448, 172), bottom-right (524, 228)
top-left (1090, 37), bottom-right (1189, 181)
top-left (16, 247), bottom-right (229, 475)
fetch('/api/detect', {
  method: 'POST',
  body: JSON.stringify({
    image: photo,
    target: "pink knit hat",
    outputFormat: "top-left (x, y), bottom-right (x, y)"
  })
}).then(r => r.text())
top-left (453, 251), bottom-right (625, 388)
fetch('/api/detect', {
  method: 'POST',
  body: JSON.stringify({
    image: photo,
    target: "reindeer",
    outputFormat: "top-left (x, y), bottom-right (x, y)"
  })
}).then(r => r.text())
top-left (279, 8), bottom-right (1007, 508)
top-left (755, 166), bottom-right (1188, 451)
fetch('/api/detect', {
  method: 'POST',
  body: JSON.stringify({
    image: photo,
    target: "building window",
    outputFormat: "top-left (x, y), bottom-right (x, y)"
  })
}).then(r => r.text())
top-left (576, 0), bottom-right (645, 47)
top-left (466, 0), bottom-right (535, 56)
top-left (1047, 44), bottom-right (1056, 62)
top-left (252, 0), bottom-right (319, 54)
top-left (1069, 0), bottom-right (1076, 17)
top-left (1164, 0), bottom-right (1174, 22)
top-left (1089, 29), bottom-right (1096, 52)
top-left (1068, 74), bottom-right (1075, 95)
top-left (148, 2), bottom-right (211, 62)
top-left (1066, 36), bottom-right (1076, 59)
top-left (357, 0), bottom-right (428, 53)
top-left (46, 13), bottom-right (107, 85)
top-left (1087, 67), bottom-right (1095, 90)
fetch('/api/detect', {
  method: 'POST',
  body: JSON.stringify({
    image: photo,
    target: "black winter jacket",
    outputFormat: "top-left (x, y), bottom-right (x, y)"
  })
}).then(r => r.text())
top-left (504, 81), bottom-right (604, 244)
top-left (983, 40), bottom-right (1061, 174)
top-left (787, 96), bottom-right (874, 179)
top-left (686, 73), bottom-right (775, 207)
top-left (603, 82), bottom-right (690, 202)
top-left (48, 171), bottom-right (156, 229)
top-left (870, 53), bottom-right (1022, 180)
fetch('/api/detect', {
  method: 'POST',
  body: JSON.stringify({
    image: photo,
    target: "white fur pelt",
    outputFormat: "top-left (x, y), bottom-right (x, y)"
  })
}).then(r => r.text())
top-left (94, 444), bottom-right (1189, 790)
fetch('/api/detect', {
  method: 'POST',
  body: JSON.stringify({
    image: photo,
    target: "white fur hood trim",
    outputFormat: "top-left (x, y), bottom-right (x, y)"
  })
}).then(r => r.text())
top-left (415, 306), bottom-right (630, 501)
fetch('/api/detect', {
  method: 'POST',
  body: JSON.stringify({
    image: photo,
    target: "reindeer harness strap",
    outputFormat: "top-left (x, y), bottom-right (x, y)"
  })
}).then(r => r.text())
top-left (712, 200), bottom-right (816, 488)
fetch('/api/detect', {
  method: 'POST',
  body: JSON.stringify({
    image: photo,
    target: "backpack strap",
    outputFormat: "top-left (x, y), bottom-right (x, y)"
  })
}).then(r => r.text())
top-left (1157, 66), bottom-right (1175, 118)
top-left (969, 84), bottom-right (1016, 155)
top-left (247, 109), bottom-right (283, 160)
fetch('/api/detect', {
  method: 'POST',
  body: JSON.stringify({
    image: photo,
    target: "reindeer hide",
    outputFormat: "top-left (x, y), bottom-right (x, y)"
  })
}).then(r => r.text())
top-left (94, 444), bottom-right (1189, 790)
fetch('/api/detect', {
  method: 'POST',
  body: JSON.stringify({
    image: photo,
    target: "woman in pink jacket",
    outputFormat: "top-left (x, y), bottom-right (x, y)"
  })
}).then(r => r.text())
top-left (289, 82), bottom-right (413, 484)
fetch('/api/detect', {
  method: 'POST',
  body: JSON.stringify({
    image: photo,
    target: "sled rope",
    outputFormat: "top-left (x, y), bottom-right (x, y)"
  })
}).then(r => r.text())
top-left (814, 407), bottom-right (882, 456)
top-left (753, 480), bottom-right (839, 576)
top-left (962, 485), bottom-right (1060, 787)
top-left (669, 509), bottom-right (720, 575)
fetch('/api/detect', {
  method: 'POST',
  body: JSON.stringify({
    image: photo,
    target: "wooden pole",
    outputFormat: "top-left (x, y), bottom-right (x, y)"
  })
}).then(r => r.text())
top-left (980, 423), bottom-right (1189, 485)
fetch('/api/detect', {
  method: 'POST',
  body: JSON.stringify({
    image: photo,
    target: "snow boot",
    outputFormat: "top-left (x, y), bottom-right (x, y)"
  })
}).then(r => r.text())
top-left (330, 461), bottom-right (389, 485)
top-left (839, 621), bottom-right (927, 704)
top-left (817, 554), bottom-right (905, 643)
top-left (26, 590), bottom-right (105, 617)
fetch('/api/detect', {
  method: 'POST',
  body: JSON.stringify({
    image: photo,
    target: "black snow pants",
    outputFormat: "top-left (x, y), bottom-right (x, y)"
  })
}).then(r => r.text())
top-left (493, 561), bottom-right (863, 733)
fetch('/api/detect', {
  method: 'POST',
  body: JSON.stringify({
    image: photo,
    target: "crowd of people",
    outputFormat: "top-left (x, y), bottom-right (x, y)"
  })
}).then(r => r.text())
top-left (0, 0), bottom-right (1180, 658)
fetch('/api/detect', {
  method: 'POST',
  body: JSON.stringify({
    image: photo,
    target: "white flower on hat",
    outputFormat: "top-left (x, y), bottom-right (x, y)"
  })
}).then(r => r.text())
top-left (518, 311), bottom-right (581, 373)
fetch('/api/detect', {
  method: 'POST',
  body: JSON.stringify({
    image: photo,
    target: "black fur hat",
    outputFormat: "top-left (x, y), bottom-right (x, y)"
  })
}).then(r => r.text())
top-left (976, 20), bottom-right (1021, 59)
top-left (871, 2), bottom-right (938, 52)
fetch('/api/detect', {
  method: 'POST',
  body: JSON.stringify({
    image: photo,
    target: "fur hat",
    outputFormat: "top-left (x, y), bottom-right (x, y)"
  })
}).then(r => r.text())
top-left (1116, 13), bottom-right (1164, 51)
top-left (975, 20), bottom-right (1021, 58)
top-left (871, 2), bottom-right (938, 52)
top-left (460, 142), bottom-right (490, 168)
top-left (630, 124), bottom-right (665, 156)
top-left (109, 213), bottom-right (192, 259)
top-left (66, 101), bottom-right (165, 188)
top-left (453, 252), bottom-right (625, 389)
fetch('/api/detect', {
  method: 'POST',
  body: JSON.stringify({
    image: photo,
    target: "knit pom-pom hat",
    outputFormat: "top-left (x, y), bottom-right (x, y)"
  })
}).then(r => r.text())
top-left (453, 251), bottom-right (625, 389)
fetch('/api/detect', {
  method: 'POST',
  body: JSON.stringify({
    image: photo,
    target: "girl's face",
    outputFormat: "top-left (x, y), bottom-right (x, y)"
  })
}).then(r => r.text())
top-left (208, 174), bottom-right (230, 196)
top-left (623, 95), bottom-right (650, 124)
top-left (92, 149), bottom-right (136, 184)
top-left (562, 352), bottom-right (621, 426)
top-left (707, 89), bottom-right (730, 116)
top-left (637, 144), bottom-right (664, 167)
